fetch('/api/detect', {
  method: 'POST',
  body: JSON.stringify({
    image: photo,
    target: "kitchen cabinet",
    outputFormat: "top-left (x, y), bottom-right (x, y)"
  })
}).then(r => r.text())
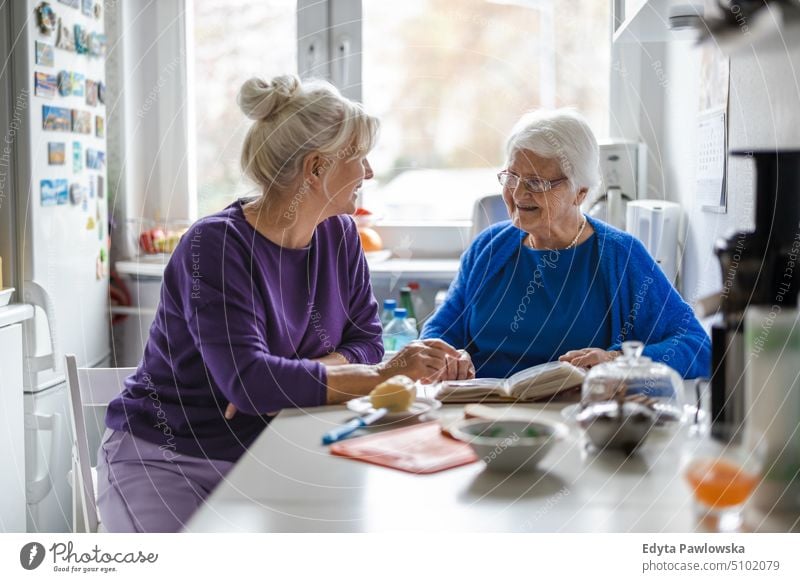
top-left (0, 304), bottom-right (34, 532)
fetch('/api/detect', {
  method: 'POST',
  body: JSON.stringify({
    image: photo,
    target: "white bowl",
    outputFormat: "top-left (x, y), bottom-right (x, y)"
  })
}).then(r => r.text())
top-left (449, 419), bottom-right (567, 472)
top-left (0, 287), bottom-right (15, 307)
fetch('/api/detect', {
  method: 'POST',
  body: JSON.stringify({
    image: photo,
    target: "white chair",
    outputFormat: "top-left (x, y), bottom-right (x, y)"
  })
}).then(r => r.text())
top-left (470, 193), bottom-right (507, 240)
top-left (64, 354), bottom-right (135, 533)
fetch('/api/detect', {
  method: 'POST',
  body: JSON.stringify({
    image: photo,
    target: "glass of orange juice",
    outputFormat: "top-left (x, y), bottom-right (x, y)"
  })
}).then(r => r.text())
top-left (682, 424), bottom-right (767, 532)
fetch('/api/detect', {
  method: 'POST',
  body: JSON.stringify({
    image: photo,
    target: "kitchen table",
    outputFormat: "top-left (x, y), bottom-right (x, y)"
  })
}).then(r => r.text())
top-left (185, 399), bottom-right (800, 533)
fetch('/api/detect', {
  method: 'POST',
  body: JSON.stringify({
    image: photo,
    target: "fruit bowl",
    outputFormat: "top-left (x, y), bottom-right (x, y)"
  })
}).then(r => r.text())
top-left (128, 218), bottom-right (191, 256)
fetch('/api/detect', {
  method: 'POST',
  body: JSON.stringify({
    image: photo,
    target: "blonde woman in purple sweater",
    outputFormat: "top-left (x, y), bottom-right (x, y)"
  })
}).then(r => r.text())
top-left (98, 75), bottom-right (474, 532)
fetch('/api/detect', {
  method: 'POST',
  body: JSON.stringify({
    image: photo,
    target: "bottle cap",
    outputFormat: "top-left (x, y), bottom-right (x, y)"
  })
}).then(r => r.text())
top-left (393, 308), bottom-right (407, 318)
top-left (383, 299), bottom-right (397, 309)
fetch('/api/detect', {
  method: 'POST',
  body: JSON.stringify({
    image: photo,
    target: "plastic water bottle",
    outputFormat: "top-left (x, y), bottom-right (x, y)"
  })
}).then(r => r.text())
top-left (380, 299), bottom-right (397, 328)
top-left (382, 308), bottom-right (418, 351)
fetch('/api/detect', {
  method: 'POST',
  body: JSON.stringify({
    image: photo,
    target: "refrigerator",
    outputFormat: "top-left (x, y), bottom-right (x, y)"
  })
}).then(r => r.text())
top-left (0, 0), bottom-right (110, 532)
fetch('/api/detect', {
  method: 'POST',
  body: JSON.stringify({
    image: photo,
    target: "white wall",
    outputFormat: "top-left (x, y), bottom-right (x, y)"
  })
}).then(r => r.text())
top-left (611, 31), bottom-right (800, 305)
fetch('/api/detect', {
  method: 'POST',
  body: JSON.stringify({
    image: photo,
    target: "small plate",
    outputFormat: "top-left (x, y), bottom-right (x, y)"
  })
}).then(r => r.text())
top-left (346, 396), bottom-right (442, 422)
top-left (365, 250), bottom-right (392, 263)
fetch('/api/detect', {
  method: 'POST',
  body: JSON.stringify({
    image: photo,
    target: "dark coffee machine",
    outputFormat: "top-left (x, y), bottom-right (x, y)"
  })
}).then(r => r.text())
top-left (710, 150), bottom-right (800, 427)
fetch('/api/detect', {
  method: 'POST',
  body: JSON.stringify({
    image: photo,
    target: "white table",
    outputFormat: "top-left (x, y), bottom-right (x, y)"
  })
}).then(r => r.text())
top-left (185, 402), bottom-right (800, 533)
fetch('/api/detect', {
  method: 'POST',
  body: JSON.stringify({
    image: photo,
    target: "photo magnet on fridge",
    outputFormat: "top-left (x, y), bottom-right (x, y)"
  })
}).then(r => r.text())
top-left (73, 141), bottom-right (82, 172)
top-left (57, 70), bottom-right (71, 96)
top-left (71, 72), bottom-right (85, 97)
top-left (85, 80), bottom-right (98, 106)
top-left (55, 179), bottom-right (69, 204)
top-left (48, 142), bottom-right (66, 165)
top-left (95, 115), bottom-right (104, 137)
top-left (81, 0), bottom-right (93, 17)
top-left (71, 109), bottom-right (92, 134)
top-left (36, 3), bottom-right (58, 35)
top-left (35, 72), bottom-right (57, 98)
top-left (69, 183), bottom-right (85, 205)
top-left (56, 18), bottom-right (75, 51)
top-left (86, 148), bottom-right (105, 170)
top-left (74, 24), bottom-right (89, 55)
top-left (40, 179), bottom-right (59, 206)
top-left (35, 42), bottom-right (55, 66)
top-left (42, 105), bottom-right (71, 131)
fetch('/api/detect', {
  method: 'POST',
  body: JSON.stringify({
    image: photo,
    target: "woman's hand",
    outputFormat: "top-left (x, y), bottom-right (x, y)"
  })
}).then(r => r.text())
top-left (380, 339), bottom-right (463, 384)
top-left (558, 347), bottom-right (621, 369)
top-left (443, 349), bottom-right (475, 381)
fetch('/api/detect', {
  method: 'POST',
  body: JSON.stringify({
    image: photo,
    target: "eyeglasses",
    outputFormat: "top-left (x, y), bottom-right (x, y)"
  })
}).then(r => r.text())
top-left (497, 170), bottom-right (569, 193)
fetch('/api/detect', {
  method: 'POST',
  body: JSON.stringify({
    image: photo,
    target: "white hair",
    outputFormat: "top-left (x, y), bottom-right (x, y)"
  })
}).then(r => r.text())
top-left (237, 74), bottom-right (379, 195)
top-left (505, 108), bottom-right (601, 197)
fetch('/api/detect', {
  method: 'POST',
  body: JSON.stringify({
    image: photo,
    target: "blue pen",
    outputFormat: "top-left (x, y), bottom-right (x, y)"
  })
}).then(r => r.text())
top-left (322, 408), bottom-right (389, 445)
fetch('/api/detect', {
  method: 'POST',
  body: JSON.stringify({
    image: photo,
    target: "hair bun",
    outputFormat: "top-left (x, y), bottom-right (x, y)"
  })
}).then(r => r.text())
top-left (237, 75), bottom-right (300, 121)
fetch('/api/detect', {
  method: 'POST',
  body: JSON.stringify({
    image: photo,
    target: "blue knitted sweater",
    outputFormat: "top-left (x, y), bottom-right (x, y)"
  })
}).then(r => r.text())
top-left (421, 216), bottom-right (711, 378)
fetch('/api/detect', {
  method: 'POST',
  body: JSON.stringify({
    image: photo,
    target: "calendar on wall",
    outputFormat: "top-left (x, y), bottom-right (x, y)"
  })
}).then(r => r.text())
top-left (697, 42), bottom-right (730, 214)
top-left (696, 108), bottom-right (727, 213)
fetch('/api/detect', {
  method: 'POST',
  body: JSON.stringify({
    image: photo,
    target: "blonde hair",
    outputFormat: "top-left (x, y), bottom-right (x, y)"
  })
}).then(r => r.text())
top-left (237, 74), bottom-right (379, 196)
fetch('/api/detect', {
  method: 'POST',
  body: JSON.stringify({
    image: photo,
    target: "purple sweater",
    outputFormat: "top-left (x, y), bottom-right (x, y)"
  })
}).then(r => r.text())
top-left (106, 200), bottom-right (384, 462)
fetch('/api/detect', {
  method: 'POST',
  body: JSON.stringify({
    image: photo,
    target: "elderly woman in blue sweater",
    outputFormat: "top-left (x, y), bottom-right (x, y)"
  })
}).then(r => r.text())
top-left (422, 109), bottom-right (710, 379)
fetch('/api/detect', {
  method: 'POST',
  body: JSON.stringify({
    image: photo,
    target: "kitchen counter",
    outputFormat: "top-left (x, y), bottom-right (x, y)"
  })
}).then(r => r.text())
top-left (116, 257), bottom-right (460, 280)
top-left (185, 401), bottom-right (800, 533)
top-left (0, 303), bottom-right (34, 327)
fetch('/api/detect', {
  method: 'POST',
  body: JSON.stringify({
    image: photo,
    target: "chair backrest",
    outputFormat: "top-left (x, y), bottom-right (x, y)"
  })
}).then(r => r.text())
top-left (64, 354), bottom-right (135, 532)
top-left (470, 193), bottom-right (507, 241)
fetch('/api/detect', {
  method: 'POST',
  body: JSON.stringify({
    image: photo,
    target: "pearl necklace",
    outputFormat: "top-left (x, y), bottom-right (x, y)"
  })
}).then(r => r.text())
top-left (527, 215), bottom-right (587, 251)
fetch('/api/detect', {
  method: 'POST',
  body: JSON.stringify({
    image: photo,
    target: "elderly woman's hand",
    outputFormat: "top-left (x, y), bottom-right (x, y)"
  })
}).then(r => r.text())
top-left (381, 338), bottom-right (464, 383)
top-left (558, 347), bottom-right (621, 369)
top-left (442, 349), bottom-right (475, 381)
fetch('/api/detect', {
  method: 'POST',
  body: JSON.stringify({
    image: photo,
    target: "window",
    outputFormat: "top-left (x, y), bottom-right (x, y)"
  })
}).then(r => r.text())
top-left (191, 0), bottom-right (610, 223)
top-left (360, 0), bottom-right (611, 222)
top-left (192, 0), bottom-right (296, 217)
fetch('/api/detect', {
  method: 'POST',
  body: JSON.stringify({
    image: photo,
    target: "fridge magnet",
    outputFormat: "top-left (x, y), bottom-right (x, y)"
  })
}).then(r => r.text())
top-left (55, 179), bottom-right (69, 205)
top-left (81, 0), bottom-right (93, 17)
top-left (86, 148), bottom-right (105, 169)
top-left (96, 254), bottom-right (102, 280)
top-left (58, 0), bottom-right (79, 8)
top-left (69, 182), bottom-right (85, 205)
top-left (42, 105), bottom-right (71, 131)
top-left (71, 109), bottom-right (92, 134)
top-left (72, 141), bottom-right (82, 172)
top-left (40, 179), bottom-right (61, 206)
top-left (85, 80), bottom-right (98, 106)
top-left (55, 18), bottom-right (75, 52)
top-left (88, 32), bottom-right (107, 57)
top-left (82, 196), bottom-right (88, 211)
top-left (74, 24), bottom-right (89, 55)
top-left (89, 177), bottom-right (96, 198)
top-left (95, 115), bottom-right (104, 137)
top-left (47, 142), bottom-right (66, 165)
top-left (71, 72), bottom-right (85, 96)
top-left (56, 70), bottom-right (71, 96)
top-left (93, 2), bottom-right (102, 19)
top-left (34, 72), bottom-right (57, 98)
top-left (36, 3), bottom-right (58, 35)
top-left (85, 216), bottom-right (96, 230)
top-left (35, 42), bottom-right (55, 66)
top-left (97, 81), bottom-right (105, 104)
top-left (96, 174), bottom-right (104, 199)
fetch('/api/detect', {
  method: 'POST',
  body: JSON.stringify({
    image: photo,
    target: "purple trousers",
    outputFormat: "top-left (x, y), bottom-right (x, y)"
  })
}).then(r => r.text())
top-left (96, 429), bottom-right (234, 532)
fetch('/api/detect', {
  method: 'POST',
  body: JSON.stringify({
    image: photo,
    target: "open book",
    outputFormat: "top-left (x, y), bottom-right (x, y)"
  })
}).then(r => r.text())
top-left (434, 361), bottom-right (586, 403)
